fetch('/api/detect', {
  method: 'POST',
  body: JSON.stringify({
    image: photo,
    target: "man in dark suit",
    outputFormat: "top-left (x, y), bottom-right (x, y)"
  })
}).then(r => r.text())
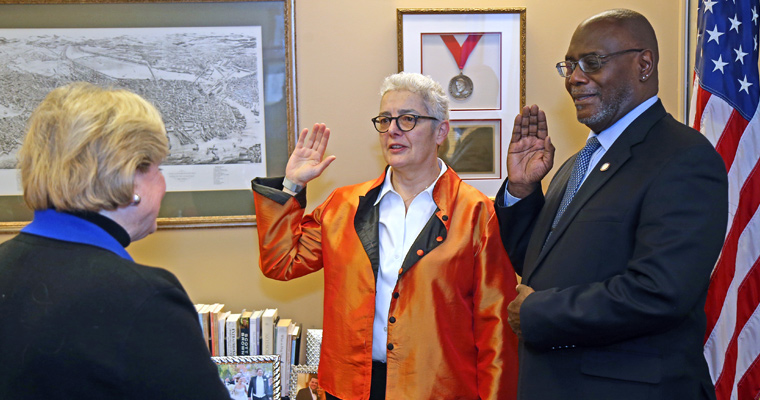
top-left (295, 375), bottom-right (323, 400)
top-left (495, 9), bottom-right (728, 400)
top-left (247, 368), bottom-right (272, 400)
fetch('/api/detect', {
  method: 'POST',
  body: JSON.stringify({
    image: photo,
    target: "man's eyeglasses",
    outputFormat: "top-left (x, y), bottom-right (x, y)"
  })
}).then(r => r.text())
top-left (556, 48), bottom-right (644, 78)
top-left (371, 114), bottom-right (438, 133)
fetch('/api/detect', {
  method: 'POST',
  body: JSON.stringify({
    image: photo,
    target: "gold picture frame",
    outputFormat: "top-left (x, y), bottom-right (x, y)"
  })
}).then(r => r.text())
top-left (0, 0), bottom-right (296, 232)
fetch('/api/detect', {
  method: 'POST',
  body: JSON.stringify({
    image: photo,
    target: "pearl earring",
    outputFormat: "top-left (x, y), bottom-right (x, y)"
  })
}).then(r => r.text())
top-left (132, 194), bottom-right (141, 205)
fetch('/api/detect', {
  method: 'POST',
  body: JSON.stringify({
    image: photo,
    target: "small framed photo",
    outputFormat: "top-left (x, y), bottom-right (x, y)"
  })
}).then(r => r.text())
top-left (212, 355), bottom-right (281, 400)
top-left (439, 119), bottom-right (502, 179)
top-left (290, 365), bottom-right (325, 400)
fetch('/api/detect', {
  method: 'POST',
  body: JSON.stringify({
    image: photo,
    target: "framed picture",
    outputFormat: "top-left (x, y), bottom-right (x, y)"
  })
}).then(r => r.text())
top-left (438, 119), bottom-right (502, 179)
top-left (398, 8), bottom-right (525, 196)
top-left (305, 328), bottom-right (322, 366)
top-left (213, 355), bottom-right (281, 400)
top-left (289, 365), bottom-right (325, 400)
top-left (0, 0), bottom-right (296, 233)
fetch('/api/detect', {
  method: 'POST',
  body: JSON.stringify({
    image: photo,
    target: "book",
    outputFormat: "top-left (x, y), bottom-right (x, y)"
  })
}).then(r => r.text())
top-left (225, 313), bottom-right (241, 356)
top-left (275, 318), bottom-right (294, 396)
top-left (208, 304), bottom-right (225, 356)
top-left (216, 310), bottom-right (231, 356)
top-left (195, 304), bottom-right (211, 352)
top-left (238, 310), bottom-right (253, 356)
top-left (289, 323), bottom-right (302, 366)
top-left (261, 308), bottom-right (278, 355)
top-left (250, 309), bottom-right (263, 355)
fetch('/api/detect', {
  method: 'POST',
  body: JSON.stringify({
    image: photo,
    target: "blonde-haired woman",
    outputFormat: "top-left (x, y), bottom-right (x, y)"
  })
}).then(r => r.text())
top-left (0, 82), bottom-right (229, 399)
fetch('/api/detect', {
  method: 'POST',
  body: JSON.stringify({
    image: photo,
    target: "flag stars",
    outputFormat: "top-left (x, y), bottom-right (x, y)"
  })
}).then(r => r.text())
top-left (738, 75), bottom-right (753, 94)
top-left (729, 14), bottom-right (742, 33)
top-left (704, 0), bottom-right (718, 14)
top-left (712, 55), bottom-right (728, 73)
top-left (707, 25), bottom-right (724, 44)
top-left (734, 45), bottom-right (749, 64)
top-left (753, 7), bottom-right (759, 26)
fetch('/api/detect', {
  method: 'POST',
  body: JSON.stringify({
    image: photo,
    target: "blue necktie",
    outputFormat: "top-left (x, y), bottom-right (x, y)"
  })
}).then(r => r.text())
top-left (551, 136), bottom-right (601, 230)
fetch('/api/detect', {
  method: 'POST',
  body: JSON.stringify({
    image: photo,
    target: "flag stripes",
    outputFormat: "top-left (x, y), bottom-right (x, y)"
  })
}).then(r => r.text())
top-left (690, 0), bottom-right (760, 398)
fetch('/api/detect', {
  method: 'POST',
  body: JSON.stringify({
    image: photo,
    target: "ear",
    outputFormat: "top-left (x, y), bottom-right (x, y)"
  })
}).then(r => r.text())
top-left (638, 49), bottom-right (655, 81)
top-left (434, 120), bottom-right (450, 146)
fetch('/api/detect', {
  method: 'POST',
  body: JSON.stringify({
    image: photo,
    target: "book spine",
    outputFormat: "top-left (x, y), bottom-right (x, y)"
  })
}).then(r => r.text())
top-left (209, 313), bottom-right (217, 356)
top-left (262, 316), bottom-right (274, 355)
top-left (252, 315), bottom-right (261, 355)
top-left (227, 321), bottom-right (238, 357)
top-left (276, 325), bottom-right (289, 396)
top-left (239, 316), bottom-right (250, 356)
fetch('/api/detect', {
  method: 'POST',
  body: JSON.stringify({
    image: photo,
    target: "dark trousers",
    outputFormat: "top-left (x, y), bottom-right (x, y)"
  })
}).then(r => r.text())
top-left (326, 361), bottom-right (386, 400)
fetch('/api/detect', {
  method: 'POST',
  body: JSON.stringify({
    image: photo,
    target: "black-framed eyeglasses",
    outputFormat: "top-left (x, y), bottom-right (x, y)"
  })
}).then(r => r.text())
top-left (371, 114), bottom-right (438, 133)
top-left (556, 48), bottom-right (644, 78)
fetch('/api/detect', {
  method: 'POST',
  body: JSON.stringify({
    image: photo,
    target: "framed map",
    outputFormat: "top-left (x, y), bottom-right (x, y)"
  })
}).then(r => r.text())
top-left (0, 0), bottom-right (296, 232)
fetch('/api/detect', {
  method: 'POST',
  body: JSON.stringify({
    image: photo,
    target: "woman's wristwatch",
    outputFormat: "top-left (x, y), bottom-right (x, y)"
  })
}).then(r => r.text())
top-left (282, 177), bottom-right (304, 195)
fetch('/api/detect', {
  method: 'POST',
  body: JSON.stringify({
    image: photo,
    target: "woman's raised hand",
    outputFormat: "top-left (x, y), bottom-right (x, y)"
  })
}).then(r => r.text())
top-left (285, 123), bottom-right (337, 186)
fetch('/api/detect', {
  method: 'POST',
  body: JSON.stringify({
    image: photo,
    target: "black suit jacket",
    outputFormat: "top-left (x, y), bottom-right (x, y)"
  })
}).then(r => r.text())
top-left (248, 375), bottom-right (273, 398)
top-left (0, 232), bottom-right (229, 399)
top-left (295, 387), bottom-right (316, 400)
top-left (496, 101), bottom-right (728, 399)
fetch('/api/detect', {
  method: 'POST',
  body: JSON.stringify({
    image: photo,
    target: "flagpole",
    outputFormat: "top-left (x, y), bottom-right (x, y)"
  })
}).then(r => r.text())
top-left (682, 0), bottom-right (692, 124)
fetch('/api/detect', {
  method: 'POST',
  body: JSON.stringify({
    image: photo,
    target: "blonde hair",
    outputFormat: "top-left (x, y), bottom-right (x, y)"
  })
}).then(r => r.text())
top-left (379, 72), bottom-right (449, 121)
top-left (18, 82), bottom-right (169, 212)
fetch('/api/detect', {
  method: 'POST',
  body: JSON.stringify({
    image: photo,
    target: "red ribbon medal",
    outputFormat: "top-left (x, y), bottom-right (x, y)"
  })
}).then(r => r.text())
top-left (440, 34), bottom-right (483, 100)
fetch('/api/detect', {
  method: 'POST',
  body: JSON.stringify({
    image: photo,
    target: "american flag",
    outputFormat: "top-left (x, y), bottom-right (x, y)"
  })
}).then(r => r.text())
top-left (689, 0), bottom-right (760, 399)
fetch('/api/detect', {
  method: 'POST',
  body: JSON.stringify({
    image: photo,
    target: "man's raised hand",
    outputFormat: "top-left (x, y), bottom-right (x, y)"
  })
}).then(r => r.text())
top-left (506, 105), bottom-right (554, 198)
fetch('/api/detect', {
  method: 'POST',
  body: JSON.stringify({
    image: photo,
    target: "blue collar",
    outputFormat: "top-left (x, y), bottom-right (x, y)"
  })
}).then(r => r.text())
top-left (22, 209), bottom-right (133, 261)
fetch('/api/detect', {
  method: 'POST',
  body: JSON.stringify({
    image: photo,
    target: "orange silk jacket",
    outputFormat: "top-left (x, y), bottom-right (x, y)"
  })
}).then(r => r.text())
top-left (251, 168), bottom-right (518, 400)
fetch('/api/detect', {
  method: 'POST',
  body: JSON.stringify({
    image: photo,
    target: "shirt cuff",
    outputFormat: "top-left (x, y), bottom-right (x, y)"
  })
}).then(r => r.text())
top-left (503, 183), bottom-right (523, 207)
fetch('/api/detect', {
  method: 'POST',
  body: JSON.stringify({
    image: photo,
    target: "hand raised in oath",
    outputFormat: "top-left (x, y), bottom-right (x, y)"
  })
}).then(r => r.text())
top-left (507, 105), bottom-right (554, 198)
top-left (285, 123), bottom-right (337, 187)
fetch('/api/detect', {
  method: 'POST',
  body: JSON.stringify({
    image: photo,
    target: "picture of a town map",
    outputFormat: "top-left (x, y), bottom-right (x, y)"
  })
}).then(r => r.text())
top-left (0, 26), bottom-right (266, 194)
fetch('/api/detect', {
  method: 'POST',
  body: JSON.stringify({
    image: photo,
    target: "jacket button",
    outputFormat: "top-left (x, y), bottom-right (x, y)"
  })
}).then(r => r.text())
top-left (442, 215), bottom-right (449, 221)
top-left (436, 236), bottom-right (443, 242)
top-left (389, 316), bottom-right (396, 323)
top-left (397, 268), bottom-right (403, 275)
top-left (416, 249), bottom-right (424, 256)
top-left (387, 343), bottom-right (394, 350)
top-left (392, 292), bottom-right (400, 299)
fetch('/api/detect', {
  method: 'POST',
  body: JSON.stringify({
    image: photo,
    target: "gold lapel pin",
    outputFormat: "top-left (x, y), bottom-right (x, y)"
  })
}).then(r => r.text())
top-left (600, 163), bottom-right (610, 171)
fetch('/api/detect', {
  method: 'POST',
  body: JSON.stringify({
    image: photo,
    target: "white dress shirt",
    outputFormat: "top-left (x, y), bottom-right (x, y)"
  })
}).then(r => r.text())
top-left (371, 160), bottom-right (447, 361)
top-left (252, 375), bottom-right (265, 396)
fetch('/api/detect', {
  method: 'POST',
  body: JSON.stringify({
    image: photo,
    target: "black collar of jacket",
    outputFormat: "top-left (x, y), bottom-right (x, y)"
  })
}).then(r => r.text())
top-left (355, 166), bottom-right (449, 282)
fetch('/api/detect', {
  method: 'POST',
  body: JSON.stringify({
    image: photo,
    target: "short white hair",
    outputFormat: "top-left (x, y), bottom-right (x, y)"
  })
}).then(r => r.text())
top-left (379, 72), bottom-right (449, 121)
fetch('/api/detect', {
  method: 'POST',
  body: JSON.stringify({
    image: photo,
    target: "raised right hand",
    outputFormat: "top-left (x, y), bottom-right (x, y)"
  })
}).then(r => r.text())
top-left (506, 105), bottom-right (554, 198)
top-left (285, 123), bottom-right (337, 186)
